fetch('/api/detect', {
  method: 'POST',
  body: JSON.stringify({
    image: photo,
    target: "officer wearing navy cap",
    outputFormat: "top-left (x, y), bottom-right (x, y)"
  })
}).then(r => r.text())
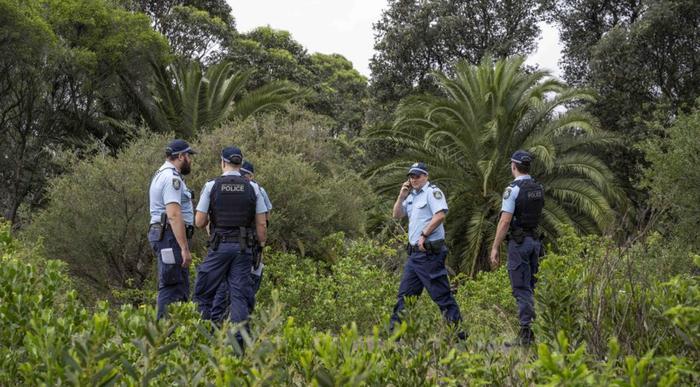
top-left (193, 147), bottom-right (267, 343)
top-left (209, 160), bottom-right (272, 321)
top-left (490, 150), bottom-right (545, 346)
top-left (147, 139), bottom-right (197, 319)
top-left (390, 162), bottom-right (464, 338)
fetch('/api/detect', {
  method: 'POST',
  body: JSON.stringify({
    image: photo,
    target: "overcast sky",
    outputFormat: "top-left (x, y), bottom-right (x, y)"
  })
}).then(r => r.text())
top-left (227, 0), bottom-right (563, 79)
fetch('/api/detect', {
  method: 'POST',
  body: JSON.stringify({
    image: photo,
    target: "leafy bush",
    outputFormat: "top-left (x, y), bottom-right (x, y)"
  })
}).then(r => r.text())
top-left (2, 224), bottom-right (699, 385)
top-left (642, 103), bottom-right (700, 251)
top-left (256, 234), bottom-right (398, 332)
top-left (535, 226), bottom-right (700, 361)
top-left (23, 109), bottom-right (375, 300)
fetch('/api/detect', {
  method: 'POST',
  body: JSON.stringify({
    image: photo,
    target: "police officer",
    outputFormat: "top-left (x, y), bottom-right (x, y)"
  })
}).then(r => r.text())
top-left (390, 162), bottom-right (464, 338)
top-left (193, 147), bottom-right (267, 338)
top-left (209, 160), bottom-right (272, 320)
top-left (241, 160), bottom-right (272, 294)
top-left (147, 139), bottom-right (196, 319)
top-left (489, 150), bottom-right (545, 346)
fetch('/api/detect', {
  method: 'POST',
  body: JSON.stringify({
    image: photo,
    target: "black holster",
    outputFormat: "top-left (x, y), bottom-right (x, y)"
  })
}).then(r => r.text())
top-left (157, 213), bottom-right (167, 241)
top-left (252, 244), bottom-right (263, 270)
top-left (208, 233), bottom-right (221, 251)
top-left (424, 239), bottom-right (445, 255)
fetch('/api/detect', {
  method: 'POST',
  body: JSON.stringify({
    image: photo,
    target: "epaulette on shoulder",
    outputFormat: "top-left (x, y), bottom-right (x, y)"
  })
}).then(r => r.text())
top-left (429, 184), bottom-right (439, 190)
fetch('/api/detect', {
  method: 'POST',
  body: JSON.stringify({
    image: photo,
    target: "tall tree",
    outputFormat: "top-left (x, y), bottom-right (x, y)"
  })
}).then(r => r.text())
top-left (225, 27), bottom-right (369, 136)
top-left (123, 0), bottom-right (236, 63)
top-left (369, 0), bottom-right (546, 108)
top-left (548, 0), bottom-right (700, 205)
top-left (369, 56), bottom-right (625, 274)
top-left (0, 0), bottom-right (168, 227)
top-left (545, 0), bottom-right (643, 86)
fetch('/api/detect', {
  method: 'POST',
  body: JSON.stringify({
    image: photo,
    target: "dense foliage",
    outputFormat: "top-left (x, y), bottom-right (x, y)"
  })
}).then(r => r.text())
top-left (23, 110), bottom-right (373, 301)
top-left (2, 0), bottom-right (699, 384)
top-left (2, 222), bottom-right (698, 385)
top-left (370, 56), bottom-right (624, 274)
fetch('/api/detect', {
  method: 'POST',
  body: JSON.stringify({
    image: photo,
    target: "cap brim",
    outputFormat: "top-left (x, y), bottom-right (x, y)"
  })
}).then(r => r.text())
top-left (407, 168), bottom-right (428, 175)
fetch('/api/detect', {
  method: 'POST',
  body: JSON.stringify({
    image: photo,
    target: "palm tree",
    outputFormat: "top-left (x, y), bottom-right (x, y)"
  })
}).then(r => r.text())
top-left (148, 61), bottom-right (300, 138)
top-left (368, 56), bottom-right (626, 275)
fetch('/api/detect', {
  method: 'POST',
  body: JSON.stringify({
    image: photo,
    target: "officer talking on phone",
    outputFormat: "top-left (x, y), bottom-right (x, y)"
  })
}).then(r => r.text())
top-left (389, 162), bottom-right (465, 340)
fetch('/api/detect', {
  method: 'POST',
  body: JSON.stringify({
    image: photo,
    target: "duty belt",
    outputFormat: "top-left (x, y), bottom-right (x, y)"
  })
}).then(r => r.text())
top-left (407, 239), bottom-right (445, 255)
top-left (149, 223), bottom-right (195, 240)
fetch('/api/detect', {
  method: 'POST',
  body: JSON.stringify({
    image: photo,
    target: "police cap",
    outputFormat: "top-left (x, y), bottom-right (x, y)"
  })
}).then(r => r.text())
top-left (221, 146), bottom-right (243, 164)
top-left (407, 162), bottom-right (429, 176)
top-left (241, 160), bottom-right (255, 175)
top-left (510, 150), bottom-right (533, 165)
top-left (165, 139), bottom-right (197, 156)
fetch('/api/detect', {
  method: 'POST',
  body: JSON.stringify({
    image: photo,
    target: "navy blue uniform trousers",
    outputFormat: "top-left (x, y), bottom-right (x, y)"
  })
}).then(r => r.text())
top-left (193, 242), bottom-right (253, 324)
top-left (148, 227), bottom-right (190, 319)
top-left (390, 246), bottom-right (462, 328)
top-left (507, 236), bottom-right (543, 327)
top-left (210, 269), bottom-right (263, 321)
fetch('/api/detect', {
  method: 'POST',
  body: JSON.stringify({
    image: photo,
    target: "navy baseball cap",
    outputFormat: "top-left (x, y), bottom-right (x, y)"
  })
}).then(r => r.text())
top-left (221, 146), bottom-right (243, 164)
top-left (407, 162), bottom-right (429, 176)
top-left (511, 150), bottom-right (533, 165)
top-left (165, 139), bottom-right (197, 155)
top-left (241, 160), bottom-right (255, 175)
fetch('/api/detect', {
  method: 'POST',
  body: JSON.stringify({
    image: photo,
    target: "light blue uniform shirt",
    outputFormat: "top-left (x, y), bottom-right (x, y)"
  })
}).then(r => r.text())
top-left (149, 161), bottom-right (194, 225)
top-left (258, 185), bottom-right (273, 212)
top-left (500, 175), bottom-right (532, 214)
top-left (401, 181), bottom-right (448, 245)
top-left (196, 171), bottom-right (267, 215)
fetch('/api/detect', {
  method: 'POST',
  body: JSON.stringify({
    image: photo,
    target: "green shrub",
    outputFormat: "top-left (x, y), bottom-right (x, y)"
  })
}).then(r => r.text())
top-left (2, 227), bottom-right (699, 385)
top-left (535, 226), bottom-right (700, 361)
top-left (23, 109), bottom-right (375, 301)
top-left (22, 131), bottom-right (170, 302)
top-left (641, 103), bottom-right (700, 252)
top-left (256, 238), bottom-right (397, 332)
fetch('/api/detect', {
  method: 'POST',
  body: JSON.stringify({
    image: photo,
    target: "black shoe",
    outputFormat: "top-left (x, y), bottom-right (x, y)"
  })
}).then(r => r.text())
top-left (457, 331), bottom-right (468, 341)
top-left (504, 326), bottom-right (534, 347)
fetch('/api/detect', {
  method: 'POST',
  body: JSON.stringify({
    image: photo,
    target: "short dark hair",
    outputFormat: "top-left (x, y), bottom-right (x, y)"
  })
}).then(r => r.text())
top-left (166, 153), bottom-right (179, 161)
top-left (514, 162), bottom-right (530, 174)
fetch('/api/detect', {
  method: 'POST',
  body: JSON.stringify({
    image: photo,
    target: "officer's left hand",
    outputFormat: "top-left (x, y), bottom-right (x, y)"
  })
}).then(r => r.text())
top-left (489, 248), bottom-right (500, 268)
top-left (418, 235), bottom-right (426, 252)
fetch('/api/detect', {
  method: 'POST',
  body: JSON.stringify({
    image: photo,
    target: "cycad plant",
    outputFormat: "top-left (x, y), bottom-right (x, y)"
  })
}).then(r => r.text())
top-left (149, 61), bottom-right (300, 138)
top-left (368, 56), bottom-right (626, 275)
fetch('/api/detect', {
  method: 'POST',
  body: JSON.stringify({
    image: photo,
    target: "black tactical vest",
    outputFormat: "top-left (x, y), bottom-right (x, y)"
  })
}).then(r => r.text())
top-left (510, 178), bottom-right (544, 231)
top-left (208, 174), bottom-right (256, 233)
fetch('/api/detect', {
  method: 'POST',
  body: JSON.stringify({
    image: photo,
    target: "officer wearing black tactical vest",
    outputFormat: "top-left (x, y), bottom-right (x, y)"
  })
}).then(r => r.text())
top-left (490, 150), bottom-right (545, 346)
top-left (193, 146), bottom-right (268, 341)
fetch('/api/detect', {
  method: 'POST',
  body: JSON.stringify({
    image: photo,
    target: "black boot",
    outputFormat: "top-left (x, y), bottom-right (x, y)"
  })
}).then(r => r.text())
top-left (520, 326), bottom-right (534, 346)
top-left (505, 326), bottom-right (534, 347)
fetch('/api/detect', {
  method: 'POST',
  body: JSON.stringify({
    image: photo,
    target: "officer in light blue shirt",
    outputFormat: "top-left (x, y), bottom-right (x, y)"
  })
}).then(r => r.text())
top-left (389, 162), bottom-right (465, 339)
top-left (147, 139), bottom-right (196, 319)
top-left (490, 150), bottom-right (545, 346)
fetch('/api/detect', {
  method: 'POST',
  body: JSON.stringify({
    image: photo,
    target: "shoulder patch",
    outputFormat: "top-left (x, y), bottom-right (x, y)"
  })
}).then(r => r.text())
top-left (172, 178), bottom-right (181, 190)
top-left (433, 190), bottom-right (443, 200)
top-left (503, 187), bottom-right (512, 200)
